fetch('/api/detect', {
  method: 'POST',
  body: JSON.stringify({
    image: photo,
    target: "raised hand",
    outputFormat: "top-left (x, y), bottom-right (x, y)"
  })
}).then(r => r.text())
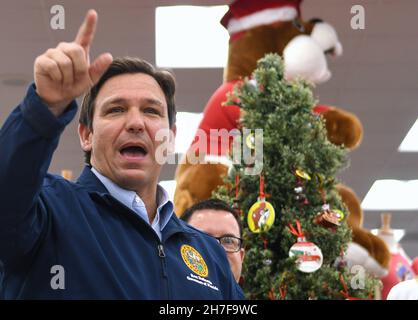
top-left (34, 9), bottom-right (113, 116)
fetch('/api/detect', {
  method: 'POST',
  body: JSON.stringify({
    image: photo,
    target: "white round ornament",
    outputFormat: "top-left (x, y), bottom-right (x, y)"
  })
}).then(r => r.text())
top-left (289, 237), bottom-right (323, 273)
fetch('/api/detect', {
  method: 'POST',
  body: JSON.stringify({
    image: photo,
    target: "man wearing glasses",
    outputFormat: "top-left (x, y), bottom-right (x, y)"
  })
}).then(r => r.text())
top-left (181, 199), bottom-right (245, 283)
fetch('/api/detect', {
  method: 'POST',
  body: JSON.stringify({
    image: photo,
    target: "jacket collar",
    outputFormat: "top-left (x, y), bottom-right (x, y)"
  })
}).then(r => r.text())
top-left (76, 165), bottom-right (109, 195)
top-left (76, 166), bottom-right (196, 239)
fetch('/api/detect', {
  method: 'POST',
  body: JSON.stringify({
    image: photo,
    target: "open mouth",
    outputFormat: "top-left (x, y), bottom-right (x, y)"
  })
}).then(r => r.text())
top-left (120, 145), bottom-right (148, 159)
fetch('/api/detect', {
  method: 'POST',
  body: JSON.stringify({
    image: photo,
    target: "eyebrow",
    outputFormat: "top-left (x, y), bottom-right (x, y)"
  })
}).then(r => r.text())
top-left (101, 97), bottom-right (165, 109)
top-left (219, 233), bottom-right (241, 239)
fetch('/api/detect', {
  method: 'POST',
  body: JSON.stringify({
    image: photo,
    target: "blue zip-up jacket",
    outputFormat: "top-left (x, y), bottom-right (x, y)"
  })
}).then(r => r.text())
top-left (0, 85), bottom-right (244, 299)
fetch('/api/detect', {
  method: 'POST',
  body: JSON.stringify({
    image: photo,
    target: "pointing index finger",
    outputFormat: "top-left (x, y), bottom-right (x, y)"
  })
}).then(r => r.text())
top-left (75, 9), bottom-right (98, 50)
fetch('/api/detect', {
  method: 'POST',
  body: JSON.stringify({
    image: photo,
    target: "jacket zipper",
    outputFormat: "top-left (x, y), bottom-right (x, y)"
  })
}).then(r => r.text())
top-left (157, 243), bottom-right (170, 299)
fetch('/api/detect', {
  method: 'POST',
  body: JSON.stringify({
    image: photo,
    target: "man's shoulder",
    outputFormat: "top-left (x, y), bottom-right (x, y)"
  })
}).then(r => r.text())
top-left (175, 217), bottom-right (217, 242)
top-left (171, 217), bottom-right (224, 253)
top-left (42, 173), bottom-right (81, 190)
top-left (40, 173), bottom-right (90, 203)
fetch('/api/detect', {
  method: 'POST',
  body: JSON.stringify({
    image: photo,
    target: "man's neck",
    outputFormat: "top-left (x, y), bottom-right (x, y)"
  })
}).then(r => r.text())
top-left (136, 187), bottom-right (158, 224)
top-left (90, 167), bottom-right (159, 224)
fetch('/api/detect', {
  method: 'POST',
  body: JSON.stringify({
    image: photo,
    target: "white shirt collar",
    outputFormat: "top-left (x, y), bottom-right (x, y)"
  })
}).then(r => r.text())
top-left (91, 167), bottom-right (173, 236)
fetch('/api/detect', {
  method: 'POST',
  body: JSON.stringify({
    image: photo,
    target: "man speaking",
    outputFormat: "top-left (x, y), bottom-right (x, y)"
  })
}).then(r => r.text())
top-left (0, 10), bottom-right (243, 300)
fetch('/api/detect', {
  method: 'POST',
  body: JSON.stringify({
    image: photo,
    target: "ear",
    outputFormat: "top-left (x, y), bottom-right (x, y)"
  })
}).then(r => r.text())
top-left (239, 248), bottom-right (245, 263)
top-left (78, 123), bottom-right (93, 153)
top-left (168, 125), bottom-right (177, 154)
top-left (171, 124), bottom-right (177, 138)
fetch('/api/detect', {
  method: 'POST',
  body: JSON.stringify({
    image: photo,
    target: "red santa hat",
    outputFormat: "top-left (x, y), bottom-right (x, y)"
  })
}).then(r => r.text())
top-left (221, 0), bottom-right (303, 40)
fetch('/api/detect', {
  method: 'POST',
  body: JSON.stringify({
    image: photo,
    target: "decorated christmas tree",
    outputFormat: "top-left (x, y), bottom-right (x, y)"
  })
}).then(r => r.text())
top-left (216, 53), bottom-right (378, 299)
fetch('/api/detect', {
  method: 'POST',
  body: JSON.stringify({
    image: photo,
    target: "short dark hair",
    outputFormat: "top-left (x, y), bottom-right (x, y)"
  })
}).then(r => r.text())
top-left (79, 57), bottom-right (177, 164)
top-left (181, 198), bottom-right (243, 237)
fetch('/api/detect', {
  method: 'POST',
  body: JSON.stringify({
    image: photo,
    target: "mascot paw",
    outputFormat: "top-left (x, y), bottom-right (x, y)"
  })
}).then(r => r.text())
top-left (314, 106), bottom-right (363, 150)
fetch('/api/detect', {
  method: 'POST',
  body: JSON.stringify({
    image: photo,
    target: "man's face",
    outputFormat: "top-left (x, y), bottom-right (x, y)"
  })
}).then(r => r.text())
top-left (79, 73), bottom-right (175, 192)
top-left (187, 209), bottom-right (245, 282)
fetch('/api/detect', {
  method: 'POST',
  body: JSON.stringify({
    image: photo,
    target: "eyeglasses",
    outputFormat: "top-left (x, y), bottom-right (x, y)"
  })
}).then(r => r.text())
top-left (213, 235), bottom-right (243, 253)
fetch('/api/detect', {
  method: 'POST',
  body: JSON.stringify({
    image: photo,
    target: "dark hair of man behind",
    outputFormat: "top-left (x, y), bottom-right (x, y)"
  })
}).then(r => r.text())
top-left (181, 198), bottom-right (243, 237)
top-left (79, 57), bottom-right (176, 164)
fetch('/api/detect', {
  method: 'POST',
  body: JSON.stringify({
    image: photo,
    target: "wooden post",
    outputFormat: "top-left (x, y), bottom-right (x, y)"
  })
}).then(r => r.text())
top-left (380, 212), bottom-right (393, 235)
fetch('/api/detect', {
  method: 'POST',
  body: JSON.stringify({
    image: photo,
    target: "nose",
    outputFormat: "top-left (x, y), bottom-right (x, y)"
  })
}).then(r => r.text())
top-left (125, 109), bottom-right (145, 134)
